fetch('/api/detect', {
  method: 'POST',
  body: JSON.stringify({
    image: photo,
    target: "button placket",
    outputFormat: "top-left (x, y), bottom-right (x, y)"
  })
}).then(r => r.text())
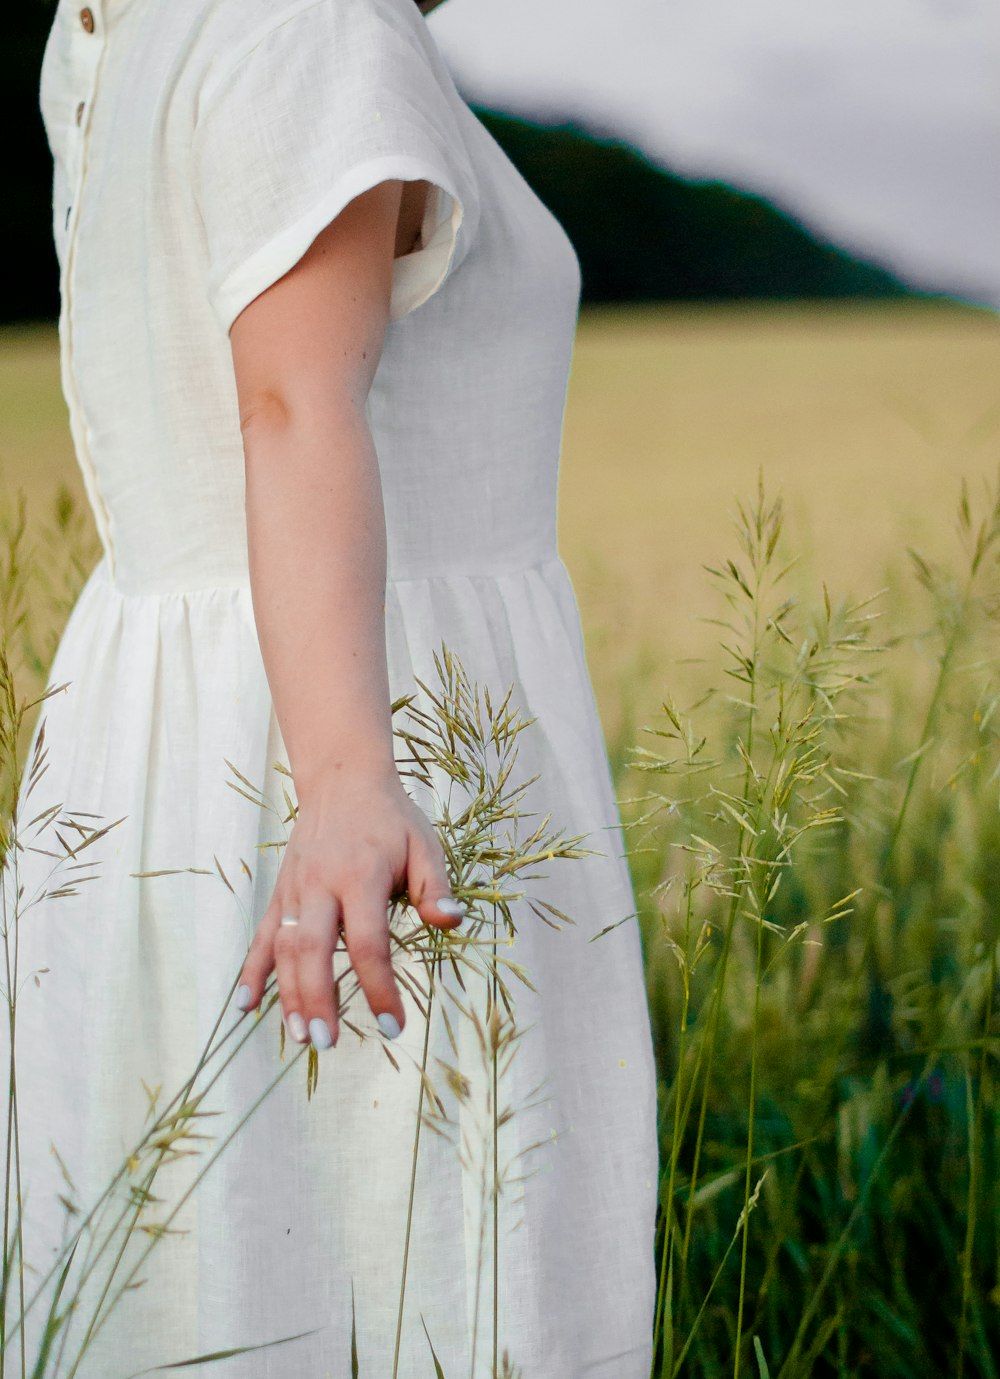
top-left (60, 0), bottom-right (118, 574)
top-left (63, 0), bottom-right (101, 236)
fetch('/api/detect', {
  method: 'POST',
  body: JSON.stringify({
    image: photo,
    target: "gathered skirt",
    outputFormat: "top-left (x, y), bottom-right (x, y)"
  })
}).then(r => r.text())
top-left (2, 551), bottom-right (658, 1378)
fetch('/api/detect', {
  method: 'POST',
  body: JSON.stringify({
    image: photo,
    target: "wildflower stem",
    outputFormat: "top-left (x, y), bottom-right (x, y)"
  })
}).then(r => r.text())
top-left (956, 942), bottom-right (996, 1379)
top-left (885, 592), bottom-right (967, 875)
top-left (733, 889), bottom-right (765, 1378)
top-left (650, 878), bottom-right (695, 1377)
top-left (679, 525), bottom-right (764, 1293)
top-left (492, 918), bottom-right (500, 1379)
top-left (391, 935), bottom-right (439, 1379)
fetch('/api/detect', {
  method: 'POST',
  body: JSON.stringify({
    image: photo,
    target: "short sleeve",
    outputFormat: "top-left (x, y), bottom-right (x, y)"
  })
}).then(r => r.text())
top-left (192, 0), bottom-right (478, 336)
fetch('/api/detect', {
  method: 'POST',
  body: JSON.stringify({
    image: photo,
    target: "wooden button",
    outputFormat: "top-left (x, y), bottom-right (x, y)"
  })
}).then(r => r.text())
top-left (79, 7), bottom-right (95, 32)
top-left (75, 101), bottom-right (85, 125)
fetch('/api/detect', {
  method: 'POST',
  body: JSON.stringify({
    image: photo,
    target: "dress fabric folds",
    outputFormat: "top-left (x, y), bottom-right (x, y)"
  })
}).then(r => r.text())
top-left (4, 0), bottom-right (660, 1373)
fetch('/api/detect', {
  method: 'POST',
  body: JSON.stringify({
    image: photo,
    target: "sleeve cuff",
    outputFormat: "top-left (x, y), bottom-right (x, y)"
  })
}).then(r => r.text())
top-left (208, 152), bottom-right (467, 337)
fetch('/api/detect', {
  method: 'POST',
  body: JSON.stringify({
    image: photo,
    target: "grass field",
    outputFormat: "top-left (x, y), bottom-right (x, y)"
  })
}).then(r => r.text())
top-left (4, 301), bottom-right (1000, 735)
top-left (3, 301), bottom-right (1000, 1377)
top-left (559, 301), bottom-right (1000, 743)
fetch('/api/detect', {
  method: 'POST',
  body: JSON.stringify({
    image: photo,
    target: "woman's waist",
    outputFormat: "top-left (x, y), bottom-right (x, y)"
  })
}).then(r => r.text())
top-left (102, 505), bottom-right (560, 592)
top-left (89, 542), bottom-right (569, 600)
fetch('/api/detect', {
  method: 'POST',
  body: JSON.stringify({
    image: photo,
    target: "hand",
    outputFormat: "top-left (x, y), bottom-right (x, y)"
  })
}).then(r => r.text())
top-left (233, 764), bottom-right (465, 1049)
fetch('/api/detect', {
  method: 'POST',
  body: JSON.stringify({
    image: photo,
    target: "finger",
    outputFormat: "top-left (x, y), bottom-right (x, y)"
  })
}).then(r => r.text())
top-left (406, 827), bottom-right (465, 930)
top-left (235, 901), bottom-right (282, 1012)
top-left (295, 888), bottom-right (340, 1051)
top-left (273, 911), bottom-right (309, 1043)
top-left (341, 883), bottom-right (405, 1039)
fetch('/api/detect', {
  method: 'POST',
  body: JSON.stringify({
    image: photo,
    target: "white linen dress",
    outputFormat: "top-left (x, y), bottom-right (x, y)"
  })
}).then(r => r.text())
top-left (4, 0), bottom-right (659, 1373)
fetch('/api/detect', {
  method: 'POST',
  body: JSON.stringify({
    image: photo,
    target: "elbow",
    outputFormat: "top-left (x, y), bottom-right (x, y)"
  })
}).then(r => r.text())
top-left (238, 388), bottom-right (294, 438)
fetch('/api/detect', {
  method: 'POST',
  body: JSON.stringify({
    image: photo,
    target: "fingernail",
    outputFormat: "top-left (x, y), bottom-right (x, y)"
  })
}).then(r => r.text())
top-left (377, 1012), bottom-right (402, 1040)
top-left (309, 1017), bottom-right (333, 1050)
top-left (287, 1011), bottom-right (308, 1043)
top-left (235, 984), bottom-right (252, 1011)
top-left (436, 897), bottom-right (467, 918)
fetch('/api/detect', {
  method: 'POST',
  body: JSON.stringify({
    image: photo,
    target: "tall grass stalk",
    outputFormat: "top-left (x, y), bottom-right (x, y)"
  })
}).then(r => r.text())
top-left (634, 472), bottom-right (872, 1375)
top-left (957, 939), bottom-right (996, 1379)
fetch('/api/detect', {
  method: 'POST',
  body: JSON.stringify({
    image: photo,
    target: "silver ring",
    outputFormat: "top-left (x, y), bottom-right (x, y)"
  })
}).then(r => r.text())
top-left (279, 914), bottom-right (300, 927)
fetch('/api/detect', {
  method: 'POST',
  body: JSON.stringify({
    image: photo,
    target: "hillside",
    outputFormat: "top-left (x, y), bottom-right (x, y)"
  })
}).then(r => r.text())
top-left (7, 0), bottom-right (922, 324)
top-left (471, 106), bottom-right (916, 304)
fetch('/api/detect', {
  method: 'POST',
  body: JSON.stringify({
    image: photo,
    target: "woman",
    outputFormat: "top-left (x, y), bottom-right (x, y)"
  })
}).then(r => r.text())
top-left (8, 0), bottom-right (659, 1371)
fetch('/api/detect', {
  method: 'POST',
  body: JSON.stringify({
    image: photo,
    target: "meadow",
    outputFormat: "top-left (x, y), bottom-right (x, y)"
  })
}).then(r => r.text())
top-left (2, 300), bottom-right (1000, 1377)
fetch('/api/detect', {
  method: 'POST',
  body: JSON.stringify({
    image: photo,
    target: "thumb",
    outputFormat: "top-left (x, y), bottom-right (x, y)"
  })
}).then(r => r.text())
top-left (406, 827), bottom-right (466, 930)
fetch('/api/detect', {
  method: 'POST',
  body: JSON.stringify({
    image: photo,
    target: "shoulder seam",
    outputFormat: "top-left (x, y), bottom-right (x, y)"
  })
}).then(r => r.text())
top-left (196, 0), bottom-right (339, 129)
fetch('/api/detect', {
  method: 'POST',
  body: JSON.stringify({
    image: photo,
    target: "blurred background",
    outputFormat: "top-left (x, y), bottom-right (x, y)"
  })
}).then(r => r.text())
top-left (428, 0), bottom-right (1000, 732)
top-left (434, 0), bottom-right (1000, 309)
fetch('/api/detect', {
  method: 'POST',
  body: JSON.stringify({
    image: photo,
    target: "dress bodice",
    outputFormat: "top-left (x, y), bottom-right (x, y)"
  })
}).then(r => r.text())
top-left (40, 0), bottom-right (583, 594)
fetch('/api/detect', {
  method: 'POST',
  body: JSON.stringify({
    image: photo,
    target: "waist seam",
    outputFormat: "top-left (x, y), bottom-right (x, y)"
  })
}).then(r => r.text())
top-left (95, 551), bottom-right (568, 600)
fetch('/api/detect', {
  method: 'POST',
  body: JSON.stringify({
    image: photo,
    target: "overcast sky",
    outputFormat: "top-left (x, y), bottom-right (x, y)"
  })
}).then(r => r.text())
top-left (429, 0), bottom-right (1000, 307)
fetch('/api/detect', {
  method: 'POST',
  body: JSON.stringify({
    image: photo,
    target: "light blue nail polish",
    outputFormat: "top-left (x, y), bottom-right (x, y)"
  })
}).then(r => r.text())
top-left (377, 1012), bottom-right (402, 1040)
top-left (309, 1017), bottom-right (333, 1051)
top-left (436, 897), bottom-right (467, 918)
top-left (235, 984), bottom-right (252, 1011)
top-left (287, 1011), bottom-right (308, 1043)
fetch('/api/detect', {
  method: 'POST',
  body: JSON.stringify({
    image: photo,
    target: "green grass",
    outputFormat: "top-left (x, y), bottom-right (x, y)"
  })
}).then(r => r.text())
top-left (625, 466), bottom-right (1000, 1377)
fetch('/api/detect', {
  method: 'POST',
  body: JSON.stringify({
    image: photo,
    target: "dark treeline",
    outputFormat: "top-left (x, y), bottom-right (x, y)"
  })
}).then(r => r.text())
top-left (11, 0), bottom-right (58, 324)
top-left (10, 1), bottom-right (921, 326)
top-left (474, 108), bottom-right (916, 305)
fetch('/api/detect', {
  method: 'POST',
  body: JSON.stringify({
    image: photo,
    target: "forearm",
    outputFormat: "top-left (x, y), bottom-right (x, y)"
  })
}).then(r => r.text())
top-left (242, 396), bottom-right (396, 807)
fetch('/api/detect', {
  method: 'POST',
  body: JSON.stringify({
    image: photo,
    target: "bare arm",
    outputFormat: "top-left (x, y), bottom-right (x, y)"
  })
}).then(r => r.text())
top-left (229, 179), bottom-right (464, 1050)
top-left (234, 182), bottom-right (400, 796)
